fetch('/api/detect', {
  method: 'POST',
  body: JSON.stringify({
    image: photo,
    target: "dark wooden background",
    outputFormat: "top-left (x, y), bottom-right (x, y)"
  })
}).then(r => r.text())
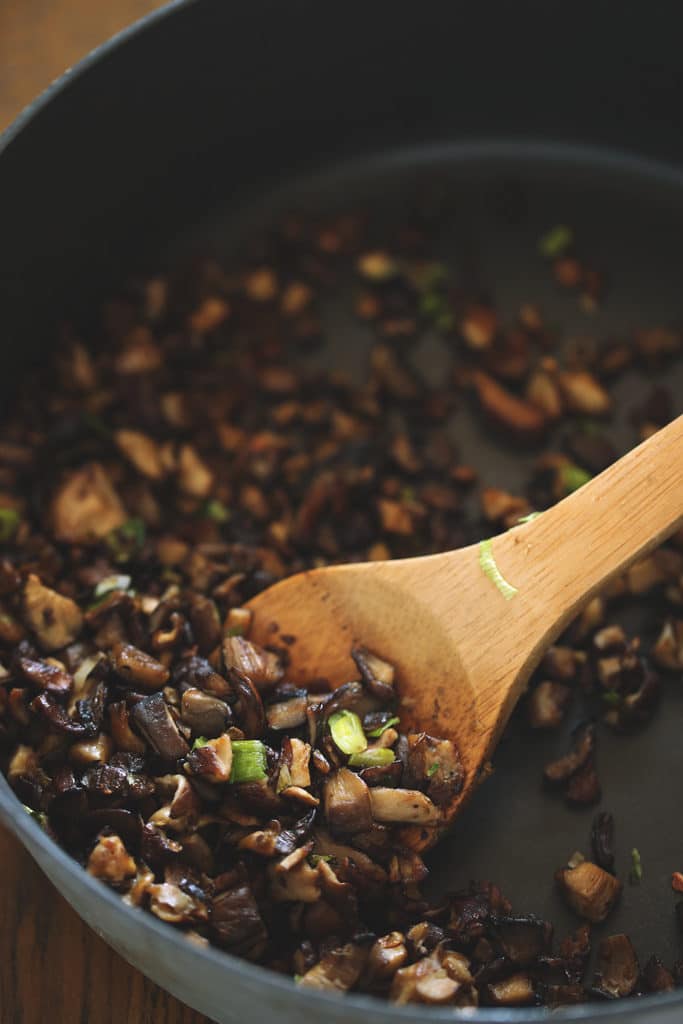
top-left (0, 2), bottom-right (213, 1020)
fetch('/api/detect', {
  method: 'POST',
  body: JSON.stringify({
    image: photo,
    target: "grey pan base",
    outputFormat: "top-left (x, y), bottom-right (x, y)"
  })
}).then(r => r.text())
top-left (2, 1), bottom-right (683, 1022)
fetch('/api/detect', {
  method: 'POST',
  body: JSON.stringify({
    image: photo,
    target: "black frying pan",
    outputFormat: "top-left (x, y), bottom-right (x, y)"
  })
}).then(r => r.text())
top-left (1, 2), bottom-right (682, 1022)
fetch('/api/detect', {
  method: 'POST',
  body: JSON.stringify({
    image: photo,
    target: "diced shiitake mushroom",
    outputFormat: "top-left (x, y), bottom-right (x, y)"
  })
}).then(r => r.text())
top-left (323, 768), bottom-right (372, 833)
top-left (556, 861), bottom-right (622, 923)
top-left (23, 575), bottom-right (83, 652)
top-left (50, 462), bottom-right (126, 542)
top-left (87, 834), bottom-right (137, 883)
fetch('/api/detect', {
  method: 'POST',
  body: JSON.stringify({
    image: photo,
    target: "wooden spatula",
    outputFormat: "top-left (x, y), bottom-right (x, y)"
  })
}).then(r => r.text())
top-left (248, 415), bottom-right (683, 846)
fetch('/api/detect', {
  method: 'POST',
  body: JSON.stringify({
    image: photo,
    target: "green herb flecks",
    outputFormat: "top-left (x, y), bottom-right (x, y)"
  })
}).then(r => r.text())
top-left (0, 507), bottom-right (21, 543)
top-left (203, 499), bottom-right (230, 524)
top-left (561, 464), bottom-right (592, 494)
top-left (229, 740), bottom-right (268, 783)
top-left (539, 225), bottom-right (574, 259)
top-left (516, 511), bottom-right (542, 525)
top-left (192, 736), bottom-right (209, 750)
top-left (602, 689), bottom-right (621, 708)
top-left (329, 710), bottom-right (367, 756)
top-left (478, 538), bottom-right (518, 601)
top-left (427, 762), bottom-right (440, 778)
top-left (348, 748), bottom-right (395, 769)
top-left (367, 716), bottom-right (400, 738)
top-left (309, 854), bottom-right (333, 866)
top-left (630, 847), bottom-right (643, 884)
top-left (106, 517), bottom-right (146, 563)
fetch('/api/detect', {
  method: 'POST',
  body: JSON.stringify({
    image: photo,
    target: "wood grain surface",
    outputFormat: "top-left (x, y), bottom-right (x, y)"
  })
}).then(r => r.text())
top-left (1, 11), bottom-right (213, 1024)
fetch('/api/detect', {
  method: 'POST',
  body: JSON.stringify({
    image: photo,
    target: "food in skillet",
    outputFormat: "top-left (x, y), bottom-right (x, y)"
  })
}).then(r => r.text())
top-left (0, 212), bottom-right (682, 1006)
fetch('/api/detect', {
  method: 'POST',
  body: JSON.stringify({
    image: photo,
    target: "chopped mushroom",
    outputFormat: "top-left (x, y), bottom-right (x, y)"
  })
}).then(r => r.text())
top-left (23, 575), bottom-right (83, 652)
top-left (186, 733), bottom-right (233, 783)
top-left (223, 636), bottom-right (283, 689)
top-left (87, 834), bottom-right (137, 883)
top-left (652, 619), bottom-right (683, 671)
top-left (528, 681), bottom-right (572, 729)
top-left (369, 787), bottom-right (440, 824)
top-left (324, 768), bottom-right (372, 834)
top-left (180, 688), bottom-right (231, 738)
top-left (50, 462), bottom-right (126, 542)
top-left (111, 642), bottom-right (170, 690)
top-left (556, 861), bottom-right (622, 923)
top-left (177, 444), bottom-right (214, 498)
top-left (114, 429), bottom-right (165, 480)
top-left (299, 943), bottom-right (369, 992)
top-left (131, 692), bottom-right (189, 760)
top-left (593, 934), bottom-right (640, 998)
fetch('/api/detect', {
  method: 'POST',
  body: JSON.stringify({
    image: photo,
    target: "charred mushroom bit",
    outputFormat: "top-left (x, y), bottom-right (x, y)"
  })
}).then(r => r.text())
top-left (0, 206), bottom-right (682, 1007)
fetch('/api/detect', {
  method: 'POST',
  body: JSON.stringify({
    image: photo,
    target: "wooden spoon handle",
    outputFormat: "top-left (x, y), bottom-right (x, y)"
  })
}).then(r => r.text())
top-left (495, 414), bottom-right (683, 639)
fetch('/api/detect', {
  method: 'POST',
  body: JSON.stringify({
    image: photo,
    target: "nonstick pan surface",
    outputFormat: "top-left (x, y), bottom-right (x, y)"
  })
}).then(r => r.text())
top-left (174, 139), bottom-right (683, 969)
top-left (1, 137), bottom-right (682, 1024)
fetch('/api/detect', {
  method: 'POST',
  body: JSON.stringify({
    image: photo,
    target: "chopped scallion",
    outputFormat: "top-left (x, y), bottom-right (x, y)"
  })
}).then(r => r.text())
top-left (106, 517), bottom-right (146, 563)
top-left (309, 854), bottom-right (333, 866)
top-left (478, 538), bottom-right (518, 601)
top-left (192, 736), bottom-right (209, 750)
top-left (630, 847), bottom-right (643, 884)
top-left (367, 716), bottom-right (400, 738)
top-left (516, 511), bottom-right (542, 525)
top-left (539, 225), bottom-right (573, 259)
top-left (203, 499), bottom-right (230, 523)
top-left (348, 748), bottom-right (395, 769)
top-left (329, 710), bottom-right (367, 756)
top-left (561, 464), bottom-right (592, 493)
top-left (602, 689), bottom-right (621, 707)
top-left (427, 762), bottom-right (440, 778)
top-left (229, 740), bottom-right (268, 783)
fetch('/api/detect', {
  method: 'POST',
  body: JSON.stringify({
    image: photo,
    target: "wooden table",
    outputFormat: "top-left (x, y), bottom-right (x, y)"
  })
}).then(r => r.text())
top-left (0, 9), bottom-right (213, 1022)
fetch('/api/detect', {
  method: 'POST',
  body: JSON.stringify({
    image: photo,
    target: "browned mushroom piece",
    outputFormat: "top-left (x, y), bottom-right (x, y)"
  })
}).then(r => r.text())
top-left (223, 636), bottom-right (283, 689)
top-left (226, 669), bottom-right (266, 739)
top-left (186, 734), bottom-right (233, 783)
top-left (111, 642), bottom-right (170, 690)
top-left (404, 732), bottom-right (464, 806)
top-left (558, 371), bottom-right (612, 416)
top-left (114, 429), bottom-right (166, 480)
top-left (490, 915), bottom-right (553, 966)
top-left (652, 619), bottom-right (683, 671)
top-left (180, 688), bottom-right (232, 738)
top-left (266, 691), bottom-right (308, 730)
top-left (50, 462), bottom-right (127, 542)
top-left (544, 724), bottom-right (596, 785)
top-left (298, 942), bottom-right (370, 992)
top-left (369, 787), bottom-right (440, 824)
top-left (108, 701), bottom-right (146, 754)
top-left (528, 681), bottom-right (573, 729)
top-left (130, 692), bottom-right (189, 760)
top-left (23, 575), bottom-right (83, 652)
top-left (18, 656), bottom-right (73, 696)
top-left (362, 932), bottom-right (409, 987)
top-left (177, 443), bottom-right (214, 498)
top-left (147, 881), bottom-right (209, 925)
top-left (210, 870), bottom-right (269, 960)
top-left (556, 860), bottom-right (622, 923)
top-left (642, 955), bottom-right (675, 993)
top-left (593, 934), bottom-right (640, 998)
top-left (472, 371), bottom-right (546, 440)
top-left (323, 768), bottom-right (373, 834)
top-left (483, 973), bottom-right (536, 1007)
top-left (87, 834), bottom-right (137, 884)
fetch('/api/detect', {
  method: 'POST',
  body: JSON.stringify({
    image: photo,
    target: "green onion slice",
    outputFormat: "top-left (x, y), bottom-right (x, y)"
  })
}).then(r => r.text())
top-left (348, 748), bottom-right (395, 769)
top-left (230, 739), bottom-right (268, 783)
top-left (561, 464), bottom-right (592, 493)
top-left (329, 710), bottom-right (367, 755)
top-left (478, 539), bottom-right (518, 601)
top-left (367, 716), bottom-right (400, 738)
